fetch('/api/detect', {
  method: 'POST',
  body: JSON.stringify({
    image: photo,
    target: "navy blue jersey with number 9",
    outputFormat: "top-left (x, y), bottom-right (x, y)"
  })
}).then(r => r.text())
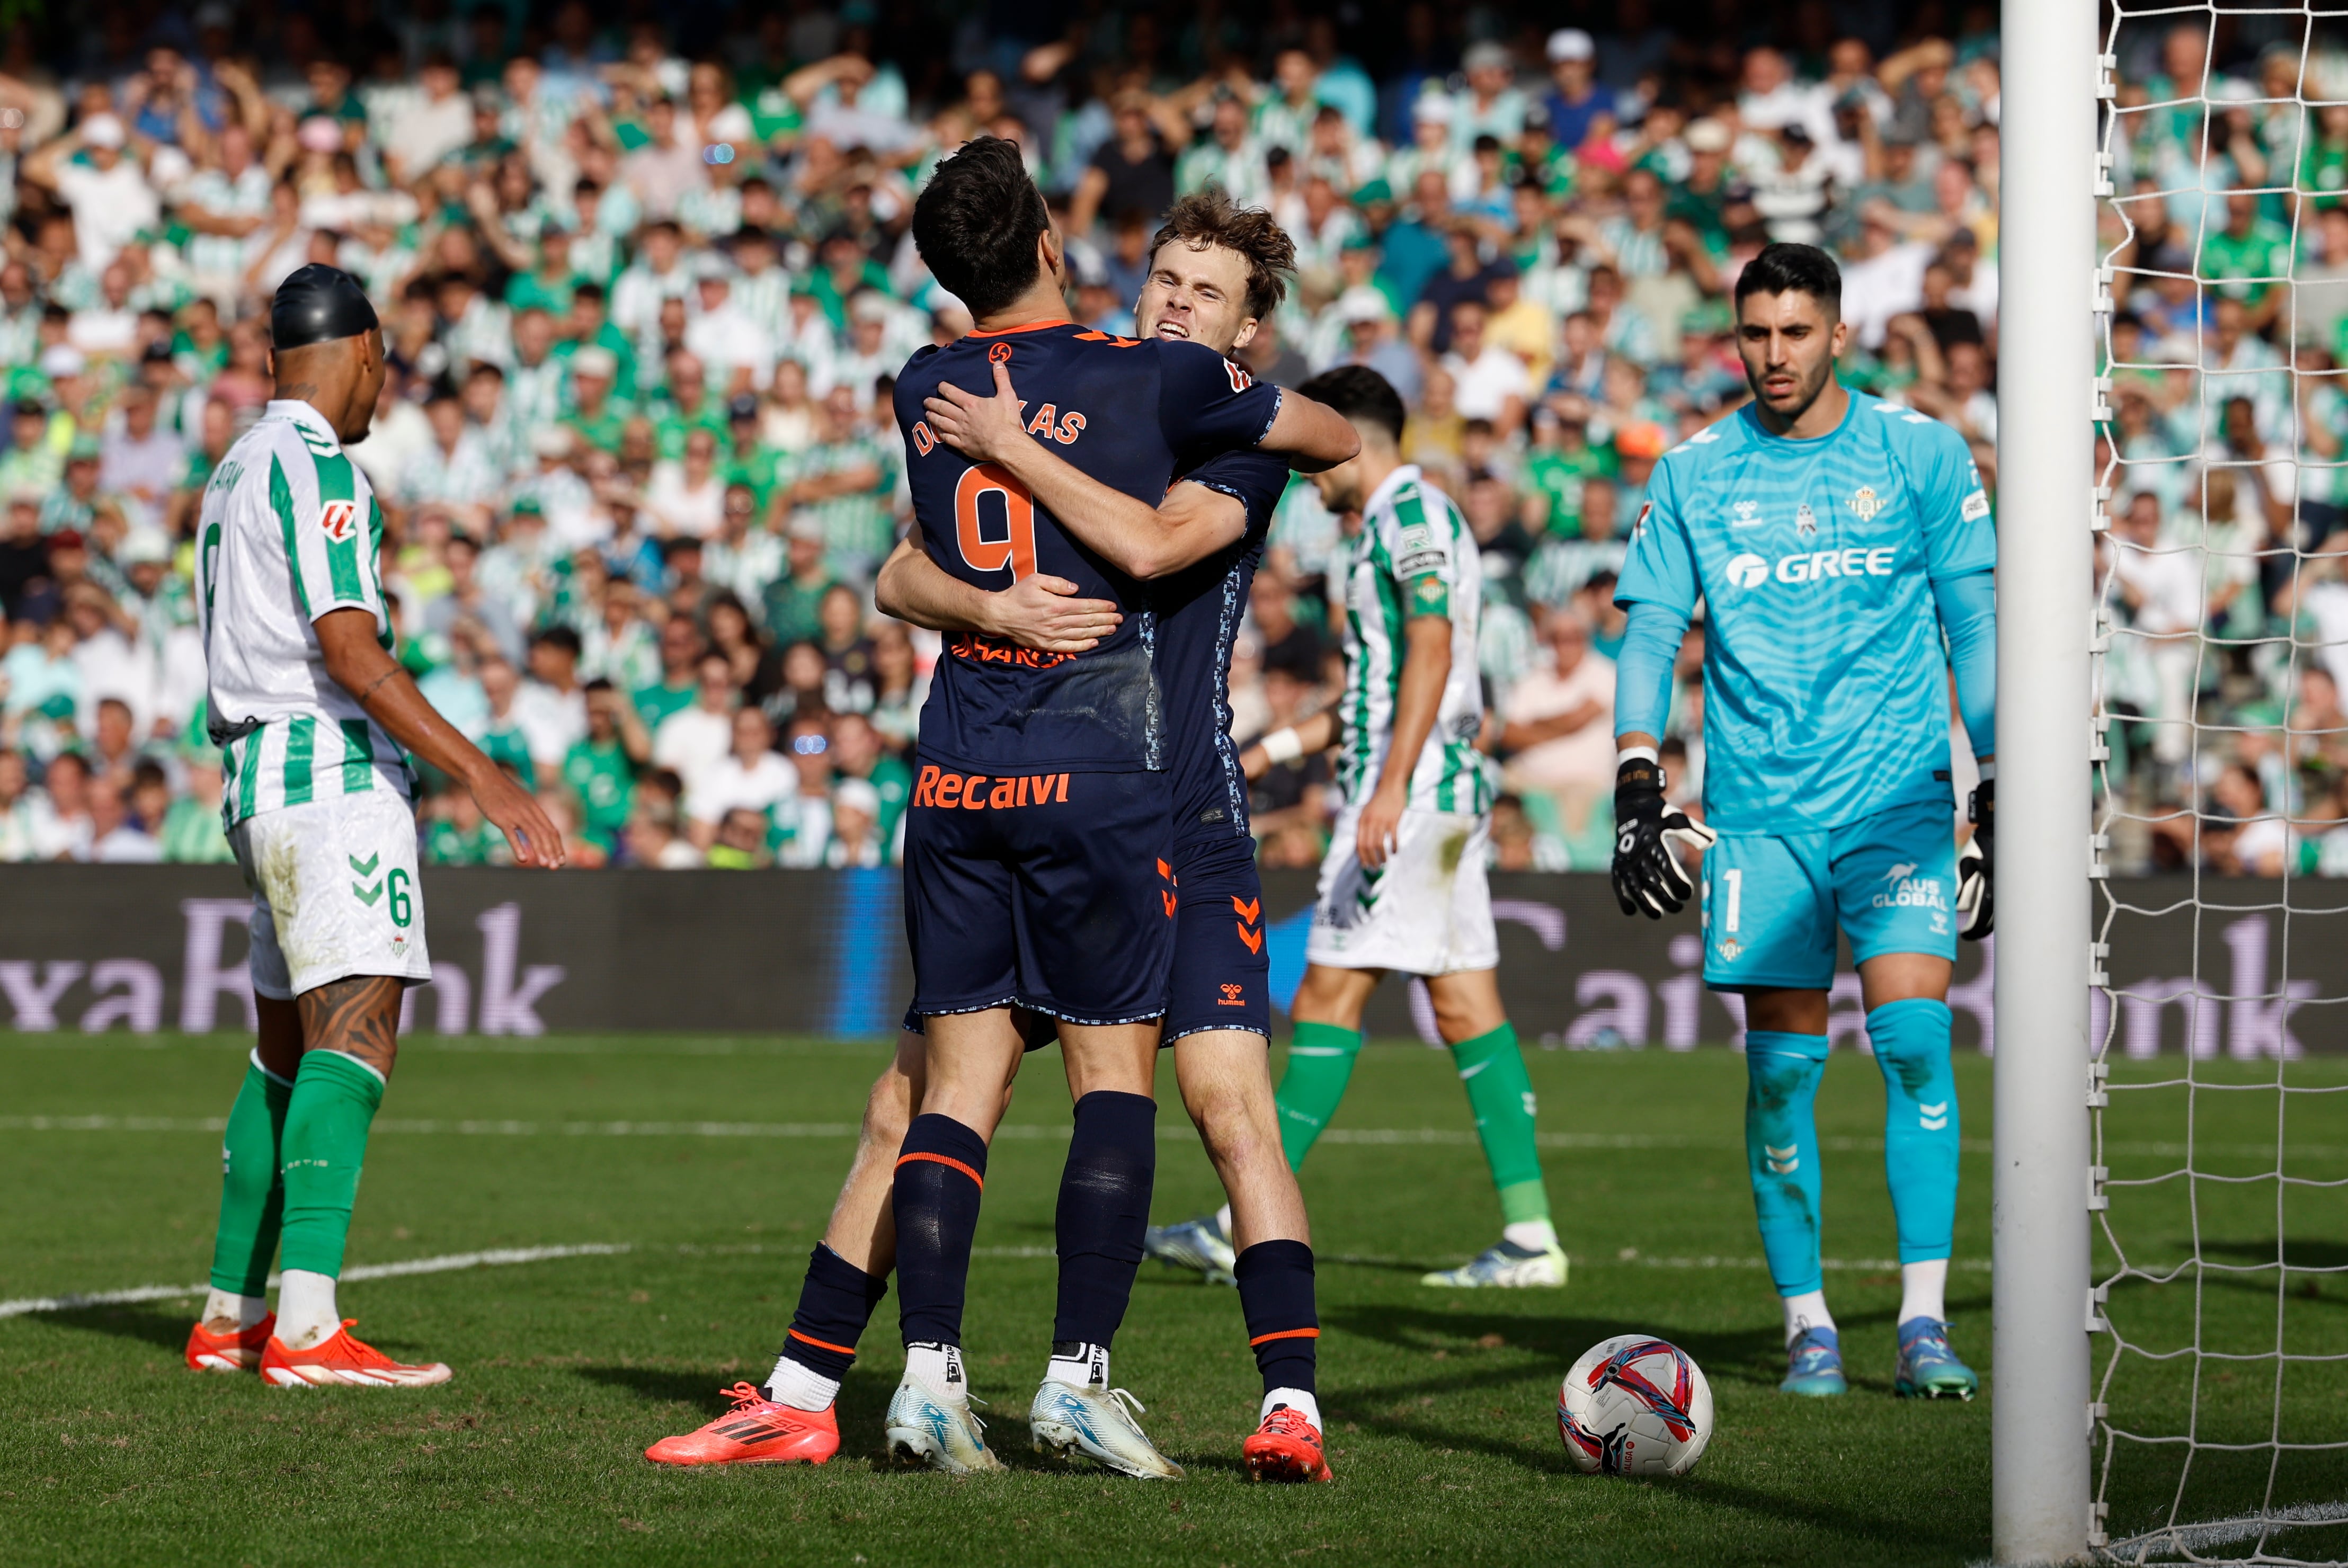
top-left (893, 321), bottom-right (1282, 775)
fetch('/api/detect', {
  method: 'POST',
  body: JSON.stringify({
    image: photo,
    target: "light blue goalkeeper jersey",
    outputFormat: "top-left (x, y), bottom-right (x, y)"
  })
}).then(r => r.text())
top-left (1615, 389), bottom-right (1995, 835)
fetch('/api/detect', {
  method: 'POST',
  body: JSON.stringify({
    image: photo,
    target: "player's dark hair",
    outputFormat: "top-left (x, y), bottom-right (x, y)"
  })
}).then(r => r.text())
top-left (1296, 365), bottom-right (1407, 445)
top-left (1151, 187), bottom-right (1295, 320)
top-left (1735, 242), bottom-right (1842, 314)
top-left (912, 136), bottom-right (1051, 319)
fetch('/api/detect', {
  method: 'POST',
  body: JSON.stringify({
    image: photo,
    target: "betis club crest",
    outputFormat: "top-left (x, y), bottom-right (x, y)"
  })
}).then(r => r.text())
top-left (1850, 485), bottom-right (1884, 521)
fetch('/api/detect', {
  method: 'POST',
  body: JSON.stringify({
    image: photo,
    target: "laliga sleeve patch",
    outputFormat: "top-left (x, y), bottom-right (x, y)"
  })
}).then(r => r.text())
top-left (1960, 489), bottom-right (1990, 522)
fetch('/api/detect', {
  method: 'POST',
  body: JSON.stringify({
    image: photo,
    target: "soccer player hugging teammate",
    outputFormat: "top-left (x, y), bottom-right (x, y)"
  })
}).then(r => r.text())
top-left (1158, 366), bottom-right (1569, 1291)
top-left (1608, 242), bottom-right (1996, 1401)
top-left (185, 265), bottom-right (564, 1388)
top-left (645, 143), bottom-right (1355, 1479)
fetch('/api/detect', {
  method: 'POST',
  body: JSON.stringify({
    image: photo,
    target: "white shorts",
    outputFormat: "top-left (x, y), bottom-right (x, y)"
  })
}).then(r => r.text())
top-left (229, 792), bottom-right (431, 1000)
top-left (1305, 805), bottom-right (1497, 975)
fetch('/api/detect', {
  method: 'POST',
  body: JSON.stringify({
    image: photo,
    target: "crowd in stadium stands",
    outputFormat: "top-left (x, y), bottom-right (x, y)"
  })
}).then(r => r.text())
top-left (2100, 21), bottom-right (2348, 877)
top-left (0, 2), bottom-right (2331, 875)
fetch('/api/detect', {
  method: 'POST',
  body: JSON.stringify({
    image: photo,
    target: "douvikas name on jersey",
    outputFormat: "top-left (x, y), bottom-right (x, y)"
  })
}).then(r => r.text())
top-left (893, 322), bottom-right (1282, 774)
top-left (1614, 390), bottom-right (1996, 835)
top-left (194, 399), bottom-right (414, 827)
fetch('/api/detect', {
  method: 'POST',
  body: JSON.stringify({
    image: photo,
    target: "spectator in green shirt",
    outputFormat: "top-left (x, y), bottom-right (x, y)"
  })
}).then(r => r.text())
top-left (1523, 403), bottom-right (1615, 538)
top-left (159, 754), bottom-right (236, 863)
top-left (829, 709), bottom-right (910, 855)
top-left (561, 679), bottom-right (650, 852)
top-left (423, 787), bottom-right (511, 866)
top-left (761, 514), bottom-right (842, 647)
top-left (2200, 191), bottom-right (2293, 334)
top-left (560, 345), bottom-right (633, 454)
top-left (554, 284), bottom-right (638, 402)
top-left (805, 230), bottom-right (895, 333)
top-left (505, 226), bottom-right (585, 315)
top-left (472, 656), bottom-right (538, 779)
top-left (632, 615), bottom-right (708, 733)
top-left (652, 350), bottom-right (733, 461)
top-left (780, 385), bottom-right (896, 578)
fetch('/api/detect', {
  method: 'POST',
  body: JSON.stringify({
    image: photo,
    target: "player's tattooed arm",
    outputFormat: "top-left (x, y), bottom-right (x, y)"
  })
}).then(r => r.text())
top-left (1357, 614), bottom-right (1452, 869)
top-left (923, 363), bottom-right (1249, 578)
top-left (296, 974), bottom-right (404, 1079)
top-left (874, 537), bottom-right (1123, 654)
top-left (314, 608), bottom-right (567, 869)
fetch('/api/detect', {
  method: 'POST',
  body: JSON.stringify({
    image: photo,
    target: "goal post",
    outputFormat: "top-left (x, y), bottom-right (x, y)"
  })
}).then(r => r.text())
top-left (1994, 0), bottom-right (2101, 1558)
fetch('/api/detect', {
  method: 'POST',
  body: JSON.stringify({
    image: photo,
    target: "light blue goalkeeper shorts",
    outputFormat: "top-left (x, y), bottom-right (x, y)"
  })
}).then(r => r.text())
top-left (1697, 799), bottom-right (1959, 991)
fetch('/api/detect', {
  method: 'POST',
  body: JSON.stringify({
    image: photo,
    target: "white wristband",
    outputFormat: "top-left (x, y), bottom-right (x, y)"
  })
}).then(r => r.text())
top-left (1976, 759), bottom-right (1996, 782)
top-left (1617, 745), bottom-right (1661, 768)
top-left (1260, 727), bottom-right (1305, 765)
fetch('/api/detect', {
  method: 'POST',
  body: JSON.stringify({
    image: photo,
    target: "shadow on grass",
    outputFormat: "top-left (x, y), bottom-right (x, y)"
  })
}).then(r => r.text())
top-left (575, 1363), bottom-right (731, 1411)
top-left (573, 1363), bottom-right (902, 1436)
top-left (27, 1303), bottom-right (197, 1355)
top-left (2202, 1237), bottom-right (2348, 1271)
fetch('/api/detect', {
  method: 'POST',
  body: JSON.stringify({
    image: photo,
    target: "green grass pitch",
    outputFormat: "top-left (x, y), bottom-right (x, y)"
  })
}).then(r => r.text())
top-left (3, 1033), bottom-right (2342, 1566)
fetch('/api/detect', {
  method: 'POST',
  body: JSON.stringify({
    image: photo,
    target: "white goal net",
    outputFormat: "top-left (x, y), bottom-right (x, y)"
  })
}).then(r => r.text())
top-left (2091, 4), bottom-right (2348, 1561)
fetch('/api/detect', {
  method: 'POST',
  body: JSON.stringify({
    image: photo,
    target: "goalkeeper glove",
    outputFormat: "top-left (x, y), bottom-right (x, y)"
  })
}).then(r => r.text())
top-left (1611, 755), bottom-right (1717, 919)
top-left (1957, 774), bottom-right (1994, 940)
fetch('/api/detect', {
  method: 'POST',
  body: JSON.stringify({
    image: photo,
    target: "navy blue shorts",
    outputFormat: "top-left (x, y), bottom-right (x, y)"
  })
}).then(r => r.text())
top-left (903, 764), bottom-right (1176, 1026)
top-left (1163, 832), bottom-right (1270, 1043)
top-left (983, 831), bottom-right (1270, 1052)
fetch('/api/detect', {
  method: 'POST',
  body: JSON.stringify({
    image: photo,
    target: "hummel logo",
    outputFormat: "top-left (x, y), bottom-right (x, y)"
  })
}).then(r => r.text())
top-left (1919, 1101), bottom-right (1950, 1132)
top-left (349, 853), bottom-right (379, 876)
top-left (1765, 1143), bottom-right (1800, 1175)
top-left (352, 881), bottom-right (384, 906)
top-left (1730, 500), bottom-right (1761, 527)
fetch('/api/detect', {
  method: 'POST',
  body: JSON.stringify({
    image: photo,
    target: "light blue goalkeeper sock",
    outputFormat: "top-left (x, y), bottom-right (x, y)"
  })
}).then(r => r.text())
top-left (1745, 1031), bottom-right (1830, 1298)
top-left (1867, 999), bottom-right (1959, 1266)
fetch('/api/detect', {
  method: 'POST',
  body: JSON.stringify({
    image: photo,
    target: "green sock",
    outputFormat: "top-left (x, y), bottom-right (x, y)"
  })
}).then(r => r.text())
top-left (1449, 1022), bottom-right (1551, 1225)
top-left (207, 1055), bottom-right (295, 1295)
top-left (277, 1049), bottom-right (386, 1279)
top-left (1275, 1021), bottom-right (1364, 1171)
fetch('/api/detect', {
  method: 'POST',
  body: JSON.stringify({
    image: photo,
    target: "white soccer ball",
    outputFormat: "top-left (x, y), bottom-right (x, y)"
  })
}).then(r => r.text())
top-left (1558, 1334), bottom-right (1714, 1477)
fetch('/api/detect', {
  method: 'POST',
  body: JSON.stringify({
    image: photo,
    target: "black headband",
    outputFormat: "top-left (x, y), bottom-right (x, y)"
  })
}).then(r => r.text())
top-left (271, 264), bottom-right (379, 351)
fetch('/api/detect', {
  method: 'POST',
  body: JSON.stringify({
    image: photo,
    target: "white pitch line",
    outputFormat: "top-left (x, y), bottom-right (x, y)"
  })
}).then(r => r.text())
top-left (6, 1115), bottom-right (2338, 1164)
top-left (0, 1243), bottom-right (633, 1319)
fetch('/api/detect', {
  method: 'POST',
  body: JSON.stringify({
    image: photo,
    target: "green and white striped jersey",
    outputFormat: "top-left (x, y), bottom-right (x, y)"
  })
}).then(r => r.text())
top-left (194, 399), bottom-right (413, 826)
top-left (1333, 464), bottom-right (1491, 816)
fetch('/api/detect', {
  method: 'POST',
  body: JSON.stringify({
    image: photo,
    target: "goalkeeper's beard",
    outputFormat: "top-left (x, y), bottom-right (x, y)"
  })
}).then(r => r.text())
top-left (1747, 355), bottom-right (1834, 426)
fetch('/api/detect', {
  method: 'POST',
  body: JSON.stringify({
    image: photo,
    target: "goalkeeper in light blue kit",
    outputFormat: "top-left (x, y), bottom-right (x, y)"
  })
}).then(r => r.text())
top-left (1609, 244), bottom-right (1996, 1400)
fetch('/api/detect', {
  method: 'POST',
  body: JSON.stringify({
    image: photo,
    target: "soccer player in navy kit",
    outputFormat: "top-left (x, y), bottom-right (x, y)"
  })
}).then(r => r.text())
top-left (645, 145), bottom-right (1354, 1479)
top-left (911, 193), bottom-right (1332, 1481)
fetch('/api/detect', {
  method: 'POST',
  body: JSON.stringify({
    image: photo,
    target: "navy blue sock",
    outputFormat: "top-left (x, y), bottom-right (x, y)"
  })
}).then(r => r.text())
top-left (893, 1113), bottom-right (990, 1348)
top-left (775, 1242), bottom-right (888, 1385)
top-left (1235, 1240), bottom-right (1319, 1397)
top-left (1052, 1090), bottom-right (1158, 1351)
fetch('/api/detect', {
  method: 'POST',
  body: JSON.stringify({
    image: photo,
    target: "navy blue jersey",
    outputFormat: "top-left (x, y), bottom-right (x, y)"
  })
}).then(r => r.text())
top-left (1156, 448), bottom-right (1292, 848)
top-left (894, 322), bottom-right (1283, 773)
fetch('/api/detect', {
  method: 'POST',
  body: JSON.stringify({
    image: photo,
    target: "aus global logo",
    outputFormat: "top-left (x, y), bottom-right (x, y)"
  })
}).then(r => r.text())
top-left (1872, 863), bottom-right (1948, 912)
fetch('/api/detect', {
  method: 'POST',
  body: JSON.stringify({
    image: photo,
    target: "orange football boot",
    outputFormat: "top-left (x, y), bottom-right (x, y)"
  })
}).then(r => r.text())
top-left (259, 1320), bottom-right (453, 1388)
top-left (645, 1382), bottom-right (840, 1466)
top-left (185, 1313), bottom-right (275, 1373)
top-left (1242, 1404), bottom-right (1333, 1482)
